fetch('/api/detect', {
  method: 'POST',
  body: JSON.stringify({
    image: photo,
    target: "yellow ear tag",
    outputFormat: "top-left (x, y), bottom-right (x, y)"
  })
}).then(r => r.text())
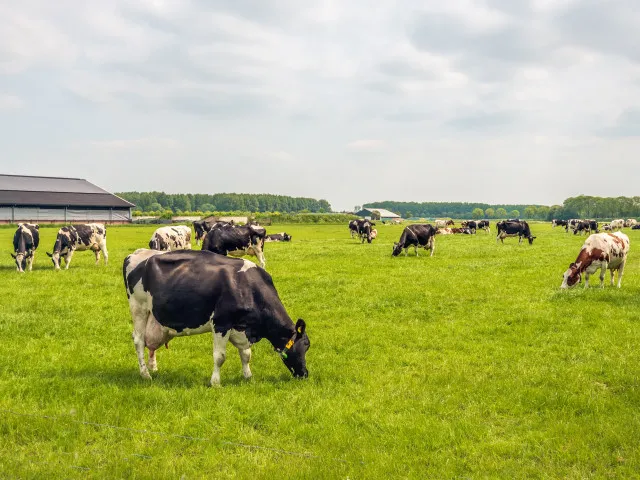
top-left (297, 327), bottom-right (303, 333)
top-left (285, 339), bottom-right (294, 350)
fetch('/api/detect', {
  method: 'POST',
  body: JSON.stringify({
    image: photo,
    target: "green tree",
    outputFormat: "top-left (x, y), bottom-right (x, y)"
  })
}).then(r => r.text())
top-left (524, 206), bottom-right (537, 218)
top-left (472, 208), bottom-right (484, 219)
top-left (149, 202), bottom-right (162, 211)
top-left (496, 208), bottom-right (507, 218)
top-left (485, 208), bottom-right (494, 218)
top-left (510, 210), bottom-right (520, 218)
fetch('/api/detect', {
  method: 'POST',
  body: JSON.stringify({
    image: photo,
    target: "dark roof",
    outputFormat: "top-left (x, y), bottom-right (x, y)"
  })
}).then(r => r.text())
top-left (0, 174), bottom-right (135, 208)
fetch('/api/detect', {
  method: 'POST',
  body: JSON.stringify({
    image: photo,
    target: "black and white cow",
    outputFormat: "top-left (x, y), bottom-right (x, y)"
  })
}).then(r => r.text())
top-left (392, 224), bottom-right (437, 257)
top-left (552, 219), bottom-right (568, 228)
top-left (565, 219), bottom-right (581, 234)
top-left (356, 219), bottom-right (376, 244)
top-left (122, 249), bottom-right (310, 385)
top-left (496, 220), bottom-right (536, 244)
top-left (202, 224), bottom-right (267, 268)
top-left (477, 220), bottom-right (490, 233)
top-left (348, 220), bottom-right (359, 239)
top-left (11, 223), bottom-right (39, 273)
top-left (149, 225), bottom-right (192, 251)
top-left (193, 219), bottom-right (233, 245)
top-left (265, 232), bottom-right (292, 242)
top-left (46, 223), bottom-right (108, 270)
top-left (574, 220), bottom-right (599, 235)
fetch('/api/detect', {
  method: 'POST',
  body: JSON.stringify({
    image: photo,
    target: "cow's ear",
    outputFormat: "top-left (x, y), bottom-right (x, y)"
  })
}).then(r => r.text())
top-left (295, 319), bottom-right (306, 336)
top-left (46, 252), bottom-right (53, 257)
top-left (10, 253), bottom-right (16, 259)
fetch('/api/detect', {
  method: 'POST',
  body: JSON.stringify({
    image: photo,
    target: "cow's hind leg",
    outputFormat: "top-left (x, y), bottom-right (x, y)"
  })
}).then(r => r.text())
top-left (429, 237), bottom-right (435, 257)
top-left (211, 330), bottom-right (231, 386)
top-left (27, 253), bottom-right (34, 271)
top-left (229, 329), bottom-right (253, 380)
top-left (616, 260), bottom-right (627, 288)
top-left (599, 263), bottom-right (608, 288)
top-left (129, 303), bottom-right (152, 380)
top-left (100, 241), bottom-right (109, 265)
top-left (94, 249), bottom-right (101, 265)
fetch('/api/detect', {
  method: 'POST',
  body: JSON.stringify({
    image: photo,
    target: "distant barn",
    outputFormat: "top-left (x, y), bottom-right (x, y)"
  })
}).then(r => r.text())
top-left (355, 208), bottom-right (402, 223)
top-left (0, 174), bottom-right (135, 224)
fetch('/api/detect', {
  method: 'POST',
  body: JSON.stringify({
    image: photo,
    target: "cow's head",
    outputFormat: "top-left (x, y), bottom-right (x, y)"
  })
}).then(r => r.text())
top-left (392, 242), bottom-right (403, 256)
top-left (561, 263), bottom-right (581, 288)
top-left (10, 252), bottom-right (27, 272)
top-left (283, 234), bottom-right (292, 242)
top-left (279, 319), bottom-right (310, 378)
top-left (527, 236), bottom-right (537, 245)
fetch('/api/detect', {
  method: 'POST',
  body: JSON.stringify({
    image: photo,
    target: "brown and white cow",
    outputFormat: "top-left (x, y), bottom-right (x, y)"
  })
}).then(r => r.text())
top-left (561, 232), bottom-right (630, 289)
top-left (149, 225), bottom-right (192, 251)
top-left (46, 223), bottom-right (108, 270)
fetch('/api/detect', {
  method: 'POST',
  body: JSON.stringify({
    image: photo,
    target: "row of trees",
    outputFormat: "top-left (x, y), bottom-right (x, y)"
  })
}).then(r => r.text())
top-left (362, 202), bottom-right (550, 220)
top-left (555, 195), bottom-right (640, 219)
top-left (116, 192), bottom-right (332, 214)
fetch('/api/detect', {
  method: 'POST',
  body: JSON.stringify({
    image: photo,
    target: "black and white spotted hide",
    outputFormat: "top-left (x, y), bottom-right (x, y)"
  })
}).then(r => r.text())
top-left (46, 223), bottom-right (108, 270)
top-left (11, 223), bottom-right (39, 272)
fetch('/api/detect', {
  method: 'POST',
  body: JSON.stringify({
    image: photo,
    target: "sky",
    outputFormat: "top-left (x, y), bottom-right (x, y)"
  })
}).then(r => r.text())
top-left (1, 0), bottom-right (640, 212)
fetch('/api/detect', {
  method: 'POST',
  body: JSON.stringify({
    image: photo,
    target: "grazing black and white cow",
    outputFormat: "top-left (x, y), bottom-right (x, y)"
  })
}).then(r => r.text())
top-left (476, 220), bottom-right (490, 233)
top-left (348, 220), bottom-right (359, 239)
top-left (356, 219), bottom-right (376, 243)
top-left (565, 219), bottom-right (581, 234)
top-left (461, 221), bottom-right (477, 233)
top-left (11, 223), bottom-right (39, 273)
top-left (633, 224), bottom-right (640, 230)
top-left (265, 233), bottom-right (292, 242)
top-left (123, 249), bottom-right (310, 385)
top-left (149, 225), bottom-right (192, 251)
top-left (496, 220), bottom-right (536, 244)
top-left (202, 224), bottom-right (267, 268)
top-left (392, 224), bottom-right (437, 257)
top-left (46, 223), bottom-right (108, 270)
top-left (193, 219), bottom-right (234, 245)
top-left (561, 232), bottom-right (630, 289)
top-left (574, 220), bottom-right (598, 235)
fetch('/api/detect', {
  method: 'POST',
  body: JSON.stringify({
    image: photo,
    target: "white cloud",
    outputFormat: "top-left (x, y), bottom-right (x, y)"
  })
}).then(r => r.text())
top-left (0, 94), bottom-right (23, 110)
top-left (2, 0), bottom-right (640, 211)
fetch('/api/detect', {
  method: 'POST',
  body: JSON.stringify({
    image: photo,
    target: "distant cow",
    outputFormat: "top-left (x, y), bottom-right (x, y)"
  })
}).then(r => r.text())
top-left (348, 220), bottom-right (359, 239)
top-left (265, 232), bottom-right (292, 242)
top-left (461, 221), bottom-right (478, 233)
top-left (123, 249), bottom-right (310, 385)
top-left (11, 223), bottom-right (39, 273)
top-left (446, 220), bottom-right (455, 226)
top-left (370, 229), bottom-right (378, 240)
top-left (46, 223), bottom-right (108, 270)
top-left (496, 220), bottom-right (536, 244)
top-left (193, 219), bottom-right (234, 245)
top-left (574, 220), bottom-right (598, 235)
top-left (477, 220), bottom-right (490, 233)
top-left (202, 224), bottom-right (267, 268)
top-left (565, 219), bottom-right (581, 234)
top-left (625, 219), bottom-right (637, 227)
top-left (435, 220), bottom-right (446, 228)
top-left (356, 219), bottom-right (376, 244)
top-left (452, 228), bottom-right (473, 234)
top-left (392, 224), bottom-right (437, 257)
top-left (149, 226), bottom-right (192, 251)
top-left (437, 228), bottom-right (453, 235)
top-left (610, 219), bottom-right (624, 230)
top-left (602, 224), bottom-right (612, 231)
top-left (632, 224), bottom-right (640, 230)
top-left (552, 219), bottom-right (568, 228)
top-left (561, 232), bottom-right (630, 289)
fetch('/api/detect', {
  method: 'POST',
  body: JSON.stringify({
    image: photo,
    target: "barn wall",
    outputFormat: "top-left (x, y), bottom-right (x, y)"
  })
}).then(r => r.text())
top-left (0, 207), bottom-right (131, 223)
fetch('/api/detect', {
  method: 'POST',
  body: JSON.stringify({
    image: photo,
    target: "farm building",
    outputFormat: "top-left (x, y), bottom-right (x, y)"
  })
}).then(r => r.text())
top-left (0, 174), bottom-right (135, 224)
top-left (355, 207), bottom-right (402, 222)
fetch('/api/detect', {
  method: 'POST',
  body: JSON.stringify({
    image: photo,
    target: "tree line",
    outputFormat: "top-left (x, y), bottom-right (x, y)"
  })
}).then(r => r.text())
top-left (364, 196), bottom-right (640, 221)
top-left (116, 191), bottom-right (332, 214)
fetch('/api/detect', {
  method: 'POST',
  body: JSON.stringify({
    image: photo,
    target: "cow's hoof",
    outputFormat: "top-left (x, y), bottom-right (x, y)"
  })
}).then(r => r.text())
top-left (140, 371), bottom-right (152, 380)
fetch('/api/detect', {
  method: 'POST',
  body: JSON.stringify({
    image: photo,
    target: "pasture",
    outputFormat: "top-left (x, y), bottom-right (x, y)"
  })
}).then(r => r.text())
top-left (2, 223), bottom-right (640, 478)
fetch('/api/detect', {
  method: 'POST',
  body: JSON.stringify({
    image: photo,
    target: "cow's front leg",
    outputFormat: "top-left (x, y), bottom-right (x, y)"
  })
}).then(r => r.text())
top-left (65, 250), bottom-right (74, 270)
top-left (599, 264), bottom-right (607, 288)
top-left (27, 253), bottom-right (34, 271)
top-left (256, 249), bottom-right (266, 269)
top-left (94, 249), bottom-right (101, 265)
top-left (229, 329), bottom-right (253, 380)
top-left (415, 245), bottom-right (419, 256)
top-left (211, 330), bottom-right (230, 386)
top-left (429, 238), bottom-right (435, 257)
top-left (584, 272), bottom-right (590, 288)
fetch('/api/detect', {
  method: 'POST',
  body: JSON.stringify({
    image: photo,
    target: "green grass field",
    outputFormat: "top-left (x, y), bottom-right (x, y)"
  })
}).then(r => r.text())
top-left (1, 223), bottom-right (640, 479)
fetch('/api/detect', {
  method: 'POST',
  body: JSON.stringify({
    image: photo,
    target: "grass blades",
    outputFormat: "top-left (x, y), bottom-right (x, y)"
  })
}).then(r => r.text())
top-left (1, 223), bottom-right (639, 478)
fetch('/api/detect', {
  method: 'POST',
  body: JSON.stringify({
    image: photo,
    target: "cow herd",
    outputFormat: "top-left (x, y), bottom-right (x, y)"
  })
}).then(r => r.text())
top-left (11, 222), bottom-right (108, 272)
top-left (7, 215), bottom-right (638, 385)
